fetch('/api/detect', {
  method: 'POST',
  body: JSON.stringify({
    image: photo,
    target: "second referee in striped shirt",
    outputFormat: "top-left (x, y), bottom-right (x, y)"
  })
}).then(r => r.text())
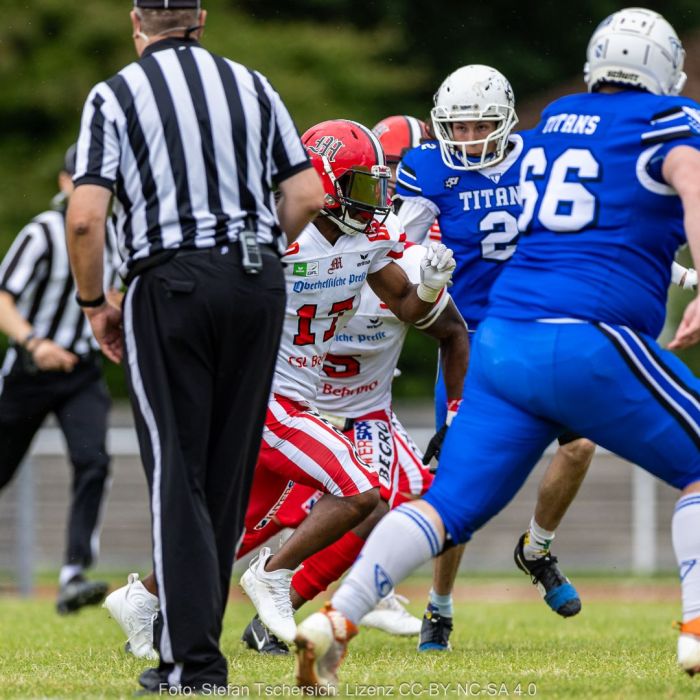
top-left (66, 0), bottom-right (323, 693)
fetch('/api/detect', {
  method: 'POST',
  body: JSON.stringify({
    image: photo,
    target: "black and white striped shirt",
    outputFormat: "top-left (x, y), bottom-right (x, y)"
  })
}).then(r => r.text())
top-left (73, 37), bottom-right (311, 278)
top-left (0, 209), bottom-right (120, 371)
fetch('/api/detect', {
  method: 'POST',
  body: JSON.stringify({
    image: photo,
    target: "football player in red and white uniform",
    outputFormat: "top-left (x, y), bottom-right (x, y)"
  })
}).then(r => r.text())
top-left (237, 241), bottom-right (467, 651)
top-left (236, 119), bottom-right (456, 644)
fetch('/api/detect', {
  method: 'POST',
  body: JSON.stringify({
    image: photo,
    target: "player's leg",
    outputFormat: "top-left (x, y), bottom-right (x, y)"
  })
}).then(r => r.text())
top-left (554, 323), bottom-right (700, 675)
top-left (289, 413), bottom-right (421, 636)
top-left (514, 434), bottom-right (595, 618)
top-left (240, 396), bottom-right (379, 643)
top-left (290, 498), bottom-right (388, 610)
top-left (388, 410), bottom-right (464, 649)
top-left (295, 336), bottom-right (560, 688)
top-left (240, 480), bottom-right (320, 656)
top-left (53, 366), bottom-right (111, 613)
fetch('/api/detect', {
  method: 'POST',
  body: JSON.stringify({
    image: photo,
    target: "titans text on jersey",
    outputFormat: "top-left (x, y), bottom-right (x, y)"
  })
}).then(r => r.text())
top-left (395, 135), bottom-right (525, 328)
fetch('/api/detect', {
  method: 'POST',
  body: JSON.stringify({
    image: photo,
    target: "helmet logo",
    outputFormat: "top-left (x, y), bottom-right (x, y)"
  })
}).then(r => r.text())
top-left (307, 136), bottom-right (345, 162)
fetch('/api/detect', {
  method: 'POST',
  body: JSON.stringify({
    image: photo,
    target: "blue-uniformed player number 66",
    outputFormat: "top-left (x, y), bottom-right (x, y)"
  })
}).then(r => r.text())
top-left (518, 147), bottom-right (601, 233)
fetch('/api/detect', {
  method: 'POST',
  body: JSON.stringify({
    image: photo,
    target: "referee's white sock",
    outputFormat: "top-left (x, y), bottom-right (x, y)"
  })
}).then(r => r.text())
top-left (673, 493), bottom-right (700, 623)
top-left (331, 504), bottom-right (443, 625)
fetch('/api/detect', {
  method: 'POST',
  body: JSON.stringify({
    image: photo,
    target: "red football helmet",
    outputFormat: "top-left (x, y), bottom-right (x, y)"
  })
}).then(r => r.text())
top-left (302, 119), bottom-right (391, 235)
top-left (372, 115), bottom-right (431, 163)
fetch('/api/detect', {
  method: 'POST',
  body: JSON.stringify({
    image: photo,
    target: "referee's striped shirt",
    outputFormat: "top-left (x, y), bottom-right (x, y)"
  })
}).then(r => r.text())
top-left (0, 209), bottom-right (120, 374)
top-left (73, 37), bottom-right (311, 279)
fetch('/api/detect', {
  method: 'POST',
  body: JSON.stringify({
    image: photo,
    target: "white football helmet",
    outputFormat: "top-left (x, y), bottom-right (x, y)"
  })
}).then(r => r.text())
top-left (584, 8), bottom-right (686, 96)
top-left (430, 64), bottom-right (518, 171)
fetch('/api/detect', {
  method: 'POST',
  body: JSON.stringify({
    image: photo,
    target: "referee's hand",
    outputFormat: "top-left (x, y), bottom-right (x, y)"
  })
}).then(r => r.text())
top-left (32, 340), bottom-right (79, 373)
top-left (85, 303), bottom-right (124, 364)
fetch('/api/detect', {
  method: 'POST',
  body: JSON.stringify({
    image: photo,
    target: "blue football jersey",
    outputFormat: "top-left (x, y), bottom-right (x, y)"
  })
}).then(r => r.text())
top-left (395, 136), bottom-right (527, 328)
top-left (488, 91), bottom-right (700, 338)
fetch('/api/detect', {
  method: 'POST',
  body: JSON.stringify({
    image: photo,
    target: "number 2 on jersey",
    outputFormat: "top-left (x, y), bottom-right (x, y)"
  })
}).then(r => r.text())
top-left (293, 297), bottom-right (356, 346)
top-left (518, 147), bottom-right (600, 233)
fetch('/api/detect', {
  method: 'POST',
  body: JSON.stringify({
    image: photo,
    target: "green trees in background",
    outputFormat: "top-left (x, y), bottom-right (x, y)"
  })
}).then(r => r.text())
top-left (1, 0), bottom-right (698, 396)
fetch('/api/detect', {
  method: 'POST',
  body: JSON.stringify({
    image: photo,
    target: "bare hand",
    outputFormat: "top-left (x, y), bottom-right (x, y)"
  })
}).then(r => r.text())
top-left (31, 340), bottom-right (79, 372)
top-left (85, 303), bottom-right (124, 363)
top-left (668, 296), bottom-right (700, 350)
top-left (106, 288), bottom-right (125, 309)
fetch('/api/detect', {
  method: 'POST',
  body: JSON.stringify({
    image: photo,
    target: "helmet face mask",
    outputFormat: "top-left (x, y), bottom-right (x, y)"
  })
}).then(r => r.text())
top-left (584, 8), bottom-right (686, 96)
top-left (431, 65), bottom-right (518, 172)
top-left (303, 120), bottom-right (391, 236)
top-left (328, 165), bottom-right (392, 235)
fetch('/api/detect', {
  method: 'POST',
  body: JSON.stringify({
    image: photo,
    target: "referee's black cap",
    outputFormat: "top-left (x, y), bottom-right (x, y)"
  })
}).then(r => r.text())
top-left (134, 0), bottom-right (201, 8)
top-left (62, 144), bottom-right (77, 176)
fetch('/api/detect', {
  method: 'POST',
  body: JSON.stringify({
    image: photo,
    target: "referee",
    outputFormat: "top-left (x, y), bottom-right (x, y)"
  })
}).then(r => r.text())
top-left (0, 145), bottom-right (117, 613)
top-left (66, 0), bottom-right (323, 693)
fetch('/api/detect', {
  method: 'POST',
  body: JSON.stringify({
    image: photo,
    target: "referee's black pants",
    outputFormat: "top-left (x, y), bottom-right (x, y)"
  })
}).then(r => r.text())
top-left (0, 356), bottom-right (111, 569)
top-left (123, 245), bottom-right (285, 688)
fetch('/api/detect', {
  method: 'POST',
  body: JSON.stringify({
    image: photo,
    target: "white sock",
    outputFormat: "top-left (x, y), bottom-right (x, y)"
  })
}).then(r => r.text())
top-left (672, 494), bottom-right (700, 623)
top-left (332, 504), bottom-right (442, 624)
top-left (59, 564), bottom-right (83, 587)
top-left (523, 517), bottom-right (555, 561)
top-left (428, 588), bottom-right (453, 617)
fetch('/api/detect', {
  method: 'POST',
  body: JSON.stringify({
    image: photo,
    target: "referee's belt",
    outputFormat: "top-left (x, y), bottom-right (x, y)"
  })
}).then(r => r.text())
top-left (124, 242), bottom-right (279, 285)
top-left (319, 412), bottom-right (354, 432)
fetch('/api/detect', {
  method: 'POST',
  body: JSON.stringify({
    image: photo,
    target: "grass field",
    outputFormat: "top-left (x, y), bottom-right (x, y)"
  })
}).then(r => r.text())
top-left (0, 574), bottom-right (697, 699)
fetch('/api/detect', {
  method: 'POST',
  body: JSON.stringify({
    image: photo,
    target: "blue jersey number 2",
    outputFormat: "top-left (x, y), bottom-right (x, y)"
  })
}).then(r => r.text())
top-left (518, 148), bottom-right (601, 233)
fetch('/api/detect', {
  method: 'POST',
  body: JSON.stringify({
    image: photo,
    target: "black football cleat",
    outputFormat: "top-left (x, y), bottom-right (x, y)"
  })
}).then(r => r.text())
top-left (56, 575), bottom-right (108, 615)
top-left (242, 615), bottom-right (290, 655)
top-left (417, 604), bottom-right (453, 651)
top-left (514, 533), bottom-right (581, 617)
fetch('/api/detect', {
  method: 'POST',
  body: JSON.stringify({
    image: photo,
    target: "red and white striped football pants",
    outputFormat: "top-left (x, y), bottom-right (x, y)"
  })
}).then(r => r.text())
top-left (242, 394), bottom-right (378, 538)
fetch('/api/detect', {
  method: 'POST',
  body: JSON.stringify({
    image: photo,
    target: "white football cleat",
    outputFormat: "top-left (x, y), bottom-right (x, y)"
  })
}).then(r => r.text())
top-left (103, 573), bottom-right (159, 660)
top-left (295, 603), bottom-right (358, 690)
top-left (359, 591), bottom-right (422, 636)
top-left (240, 547), bottom-right (296, 643)
top-left (677, 617), bottom-right (700, 676)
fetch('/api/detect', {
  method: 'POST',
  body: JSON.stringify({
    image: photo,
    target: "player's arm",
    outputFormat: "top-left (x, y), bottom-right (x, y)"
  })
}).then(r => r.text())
top-left (395, 196), bottom-right (440, 244)
top-left (417, 298), bottom-right (469, 409)
top-left (393, 152), bottom-right (440, 243)
top-left (367, 243), bottom-right (456, 324)
top-left (415, 298), bottom-right (469, 465)
top-left (663, 146), bottom-right (700, 348)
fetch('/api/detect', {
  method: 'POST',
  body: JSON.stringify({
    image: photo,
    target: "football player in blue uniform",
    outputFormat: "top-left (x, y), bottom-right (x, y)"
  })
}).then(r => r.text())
top-left (394, 65), bottom-right (596, 643)
top-left (294, 8), bottom-right (700, 688)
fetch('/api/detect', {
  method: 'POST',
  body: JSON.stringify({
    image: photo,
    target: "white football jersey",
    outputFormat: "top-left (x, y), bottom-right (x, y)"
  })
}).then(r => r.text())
top-left (271, 213), bottom-right (405, 404)
top-left (316, 244), bottom-right (449, 417)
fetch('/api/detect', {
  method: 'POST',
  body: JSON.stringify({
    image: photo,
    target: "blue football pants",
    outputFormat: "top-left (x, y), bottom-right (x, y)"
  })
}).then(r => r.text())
top-left (425, 317), bottom-right (700, 544)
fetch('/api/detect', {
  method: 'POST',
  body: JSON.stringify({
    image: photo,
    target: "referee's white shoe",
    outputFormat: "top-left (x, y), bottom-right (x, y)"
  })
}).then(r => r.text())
top-left (103, 573), bottom-right (159, 660)
top-left (240, 547), bottom-right (296, 643)
top-left (359, 591), bottom-right (422, 636)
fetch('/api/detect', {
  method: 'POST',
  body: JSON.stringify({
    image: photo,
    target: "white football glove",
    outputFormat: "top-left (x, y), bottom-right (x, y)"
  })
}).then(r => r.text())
top-left (672, 261), bottom-right (698, 291)
top-left (418, 242), bottom-right (456, 302)
top-left (682, 267), bottom-right (698, 291)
